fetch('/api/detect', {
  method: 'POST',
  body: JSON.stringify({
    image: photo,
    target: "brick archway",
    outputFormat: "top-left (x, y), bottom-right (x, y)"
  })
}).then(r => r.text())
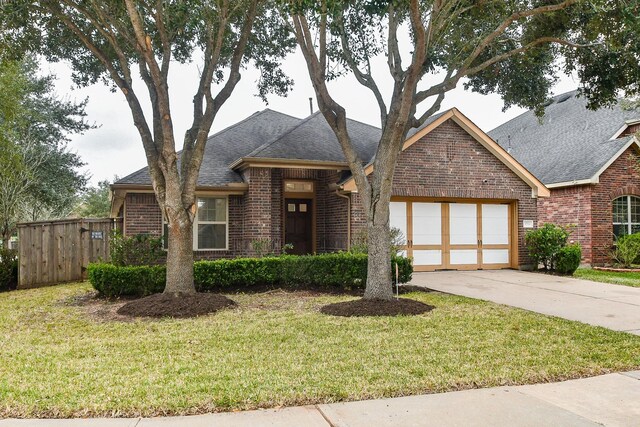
top-left (610, 185), bottom-right (640, 200)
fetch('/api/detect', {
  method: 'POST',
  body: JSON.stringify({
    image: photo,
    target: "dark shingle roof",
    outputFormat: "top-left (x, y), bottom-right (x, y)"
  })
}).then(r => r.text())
top-left (116, 109), bottom-right (302, 187)
top-left (489, 90), bottom-right (640, 185)
top-left (116, 109), bottom-right (383, 188)
top-left (245, 111), bottom-right (380, 163)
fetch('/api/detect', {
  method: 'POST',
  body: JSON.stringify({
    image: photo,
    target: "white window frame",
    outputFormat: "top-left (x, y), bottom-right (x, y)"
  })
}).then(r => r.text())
top-left (194, 196), bottom-right (229, 251)
top-left (613, 195), bottom-right (640, 237)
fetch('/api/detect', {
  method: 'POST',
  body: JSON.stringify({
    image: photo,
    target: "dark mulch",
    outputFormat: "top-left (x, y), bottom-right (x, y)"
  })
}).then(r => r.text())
top-left (117, 292), bottom-right (236, 318)
top-left (320, 297), bottom-right (435, 317)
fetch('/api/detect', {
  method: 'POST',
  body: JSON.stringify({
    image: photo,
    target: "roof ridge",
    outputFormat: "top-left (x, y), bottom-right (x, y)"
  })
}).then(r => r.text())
top-left (206, 109), bottom-right (272, 142)
top-left (243, 110), bottom-right (324, 159)
top-left (489, 89), bottom-right (581, 134)
top-left (115, 109), bottom-right (278, 185)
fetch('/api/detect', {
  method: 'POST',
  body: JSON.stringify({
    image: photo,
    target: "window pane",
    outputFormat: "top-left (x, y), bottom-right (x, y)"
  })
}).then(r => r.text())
top-left (285, 181), bottom-right (313, 193)
top-left (632, 224), bottom-right (640, 235)
top-left (631, 196), bottom-right (640, 224)
top-left (197, 224), bottom-right (226, 249)
top-left (613, 197), bottom-right (628, 223)
top-left (614, 224), bottom-right (628, 238)
top-left (197, 197), bottom-right (227, 222)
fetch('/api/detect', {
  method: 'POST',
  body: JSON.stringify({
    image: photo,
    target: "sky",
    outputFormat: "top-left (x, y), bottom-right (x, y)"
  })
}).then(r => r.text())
top-left (44, 49), bottom-right (582, 186)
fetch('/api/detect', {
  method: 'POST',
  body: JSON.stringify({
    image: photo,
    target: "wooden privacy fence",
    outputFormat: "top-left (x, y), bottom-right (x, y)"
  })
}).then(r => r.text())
top-left (17, 218), bottom-right (122, 289)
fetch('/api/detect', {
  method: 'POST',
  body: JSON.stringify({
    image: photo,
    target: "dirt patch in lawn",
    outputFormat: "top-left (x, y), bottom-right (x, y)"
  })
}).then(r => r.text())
top-left (320, 297), bottom-right (434, 317)
top-left (117, 292), bottom-right (236, 318)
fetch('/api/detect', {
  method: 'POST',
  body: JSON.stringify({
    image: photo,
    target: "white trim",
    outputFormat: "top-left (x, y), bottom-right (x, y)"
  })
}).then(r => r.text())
top-left (193, 196), bottom-right (229, 251)
top-left (610, 124), bottom-right (630, 140)
top-left (609, 119), bottom-right (640, 140)
top-left (546, 136), bottom-right (640, 189)
top-left (546, 178), bottom-right (599, 188)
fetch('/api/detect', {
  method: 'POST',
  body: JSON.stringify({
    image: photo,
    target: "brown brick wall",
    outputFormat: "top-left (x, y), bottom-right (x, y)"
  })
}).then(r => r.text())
top-left (591, 146), bottom-right (640, 264)
top-left (538, 186), bottom-right (593, 263)
top-left (243, 167), bottom-right (273, 255)
top-left (124, 193), bottom-right (162, 236)
top-left (350, 119), bottom-right (538, 267)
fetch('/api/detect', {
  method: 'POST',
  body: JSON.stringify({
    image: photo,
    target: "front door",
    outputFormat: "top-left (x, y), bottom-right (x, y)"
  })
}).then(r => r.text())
top-left (285, 199), bottom-right (313, 255)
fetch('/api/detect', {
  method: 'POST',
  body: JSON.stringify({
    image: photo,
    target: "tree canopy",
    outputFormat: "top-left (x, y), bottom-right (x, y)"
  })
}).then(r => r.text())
top-left (285, 0), bottom-right (633, 299)
top-left (0, 56), bottom-right (91, 246)
top-left (74, 178), bottom-right (115, 218)
top-left (0, 0), bottom-right (295, 293)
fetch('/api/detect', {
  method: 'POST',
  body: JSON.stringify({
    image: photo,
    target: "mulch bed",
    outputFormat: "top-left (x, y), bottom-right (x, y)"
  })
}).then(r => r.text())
top-left (117, 292), bottom-right (236, 318)
top-left (320, 297), bottom-right (435, 317)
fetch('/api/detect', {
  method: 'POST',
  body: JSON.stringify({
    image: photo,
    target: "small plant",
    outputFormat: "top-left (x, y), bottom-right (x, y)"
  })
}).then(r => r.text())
top-left (251, 238), bottom-right (274, 257)
top-left (556, 244), bottom-right (582, 275)
top-left (611, 233), bottom-right (640, 268)
top-left (0, 248), bottom-right (18, 291)
top-left (250, 239), bottom-right (293, 257)
top-left (110, 231), bottom-right (165, 266)
top-left (349, 227), bottom-right (406, 256)
top-left (525, 223), bottom-right (572, 271)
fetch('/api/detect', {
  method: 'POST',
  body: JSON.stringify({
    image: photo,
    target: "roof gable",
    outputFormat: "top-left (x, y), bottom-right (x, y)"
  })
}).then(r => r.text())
top-left (342, 108), bottom-right (549, 198)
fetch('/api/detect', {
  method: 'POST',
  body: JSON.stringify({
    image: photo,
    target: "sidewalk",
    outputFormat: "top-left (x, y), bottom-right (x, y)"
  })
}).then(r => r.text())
top-left (2, 371), bottom-right (639, 426)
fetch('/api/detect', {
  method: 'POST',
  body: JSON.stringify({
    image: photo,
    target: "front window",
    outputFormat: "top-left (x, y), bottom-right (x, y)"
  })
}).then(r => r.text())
top-left (195, 197), bottom-right (228, 250)
top-left (613, 196), bottom-right (640, 237)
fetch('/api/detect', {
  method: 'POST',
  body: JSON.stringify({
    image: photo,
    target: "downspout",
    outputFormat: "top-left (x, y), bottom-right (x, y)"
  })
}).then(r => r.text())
top-left (335, 189), bottom-right (351, 250)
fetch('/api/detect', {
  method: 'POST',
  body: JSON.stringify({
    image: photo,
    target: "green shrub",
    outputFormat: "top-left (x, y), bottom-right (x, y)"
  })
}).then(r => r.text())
top-left (194, 257), bottom-right (282, 289)
top-left (279, 253), bottom-right (370, 289)
top-left (525, 223), bottom-right (571, 271)
top-left (611, 233), bottom-right (640, 268)
top-left (89, 253), bottom-right (413, 296)
top-left (110, 232), bottom-right (164, 266)
top-left (0, 248), bottom-right (18, 291)
top-left (556, 244), bottom-right (582, 275)
top-left (87, 263), bottom-right (165, 297)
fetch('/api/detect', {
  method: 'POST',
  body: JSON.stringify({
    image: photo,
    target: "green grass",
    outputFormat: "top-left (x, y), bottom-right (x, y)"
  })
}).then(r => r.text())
top-left (1, 283), bottom-right (640, 418)
top-left (574, 268), bottom-right (640, 287)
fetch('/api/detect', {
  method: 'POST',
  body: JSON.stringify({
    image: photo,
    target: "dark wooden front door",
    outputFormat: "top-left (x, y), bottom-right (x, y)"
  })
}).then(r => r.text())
top-left (285, 199), bottom-right (313, 255)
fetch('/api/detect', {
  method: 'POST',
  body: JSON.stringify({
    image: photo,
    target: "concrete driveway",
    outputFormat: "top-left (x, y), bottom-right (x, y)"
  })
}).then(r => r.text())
top-left (410, 269), bottom-right (640, 335)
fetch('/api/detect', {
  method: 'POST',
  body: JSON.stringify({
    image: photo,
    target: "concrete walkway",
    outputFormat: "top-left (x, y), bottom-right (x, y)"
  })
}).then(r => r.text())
top-left (2, 371), bottom-right (639, 426)
top-left (410, 269), bottom-right (640, 335)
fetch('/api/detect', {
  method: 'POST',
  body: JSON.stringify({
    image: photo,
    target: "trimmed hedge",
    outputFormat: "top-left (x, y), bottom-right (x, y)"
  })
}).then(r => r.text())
top-left (88, 253), bottom-right (413, 297)
top-left (88, 263), bottom-right (166, 297)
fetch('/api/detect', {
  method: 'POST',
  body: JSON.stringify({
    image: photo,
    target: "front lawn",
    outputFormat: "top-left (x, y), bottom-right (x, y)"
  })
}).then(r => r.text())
top-left (1, 283), bottom-right (640, 418)
top-left (574, 268), bottom-right (640, 288)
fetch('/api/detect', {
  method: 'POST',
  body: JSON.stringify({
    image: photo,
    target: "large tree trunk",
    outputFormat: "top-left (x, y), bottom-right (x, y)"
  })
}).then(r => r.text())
top-left (363, 199), bottom-right (394, 301)
top-left (165, 213), bottom-right (195, 294)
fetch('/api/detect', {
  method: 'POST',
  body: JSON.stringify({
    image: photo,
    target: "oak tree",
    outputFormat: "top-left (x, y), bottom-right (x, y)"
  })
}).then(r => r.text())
top-left (285, 0), bottom-right (615, 300)
top-left (1, 1), bottom-right (294, 293)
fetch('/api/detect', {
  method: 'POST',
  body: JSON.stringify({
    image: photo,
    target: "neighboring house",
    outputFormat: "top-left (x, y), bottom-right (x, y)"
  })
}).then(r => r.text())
top-left (111, 108), bottom-right (546, 271)
top-left (490, 91), bottom-right (640, 265)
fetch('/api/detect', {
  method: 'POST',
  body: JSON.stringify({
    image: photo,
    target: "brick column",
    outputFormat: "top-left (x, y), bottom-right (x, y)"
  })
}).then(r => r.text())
top-left (244, 167), bottom-right (273, 254)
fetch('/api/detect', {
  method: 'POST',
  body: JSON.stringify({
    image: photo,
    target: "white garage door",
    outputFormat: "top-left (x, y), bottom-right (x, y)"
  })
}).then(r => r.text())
top-left (390, 200), bottom-right (513, 271)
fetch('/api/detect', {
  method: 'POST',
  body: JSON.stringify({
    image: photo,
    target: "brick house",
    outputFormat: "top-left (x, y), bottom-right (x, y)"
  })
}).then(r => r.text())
top-left (111, 108), bottom-right (547, 271)
top-left (490, 91), bottom-right (640, 265)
